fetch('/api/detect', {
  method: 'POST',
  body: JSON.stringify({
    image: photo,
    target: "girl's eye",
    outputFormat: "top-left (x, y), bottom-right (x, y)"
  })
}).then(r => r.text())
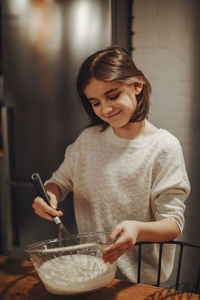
top-left (92, 102), bottom-right (100, 107)
top-left (109, 92), bottom-right (121, 100)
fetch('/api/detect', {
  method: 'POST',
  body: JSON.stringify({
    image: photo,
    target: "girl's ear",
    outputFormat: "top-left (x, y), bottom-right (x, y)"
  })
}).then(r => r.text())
top-left (134, 82), bottom-right (143, 95)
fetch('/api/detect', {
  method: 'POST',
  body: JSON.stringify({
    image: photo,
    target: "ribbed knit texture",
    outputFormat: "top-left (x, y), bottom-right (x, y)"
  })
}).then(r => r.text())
top-left (46, 125), bottom-right (190, 284)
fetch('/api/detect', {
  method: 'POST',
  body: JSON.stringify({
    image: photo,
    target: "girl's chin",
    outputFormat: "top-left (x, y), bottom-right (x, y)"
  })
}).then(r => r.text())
top-left (109, 120), bottom-right (129, 129)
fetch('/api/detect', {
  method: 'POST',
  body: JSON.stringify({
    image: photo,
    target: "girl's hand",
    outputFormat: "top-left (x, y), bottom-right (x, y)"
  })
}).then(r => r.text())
top-left (102, 220), bottom-right (140, 264)
top-left (102, 218), bottom-right (180, 264)
top-left (32, 190), bottom-right (63, 221)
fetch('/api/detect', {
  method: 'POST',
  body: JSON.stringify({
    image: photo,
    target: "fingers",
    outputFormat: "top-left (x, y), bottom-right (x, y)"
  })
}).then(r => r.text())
top-left (46, 190), bottom-right (58, 209)
top-left (109, 223), bottom-right (124, 241)
top-left (33, 206), bottom-right (55, 221)
top-left (103, 221), bottom-right (138, 264)
top-left (32, 196), bottom-right (63, 221)
top-left (103, 234), bottom-right (134, 264)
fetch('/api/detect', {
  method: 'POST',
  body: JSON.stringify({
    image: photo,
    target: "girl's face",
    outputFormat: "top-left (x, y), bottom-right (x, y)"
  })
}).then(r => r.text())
top-left (84, 78), bottom-right (142, 130)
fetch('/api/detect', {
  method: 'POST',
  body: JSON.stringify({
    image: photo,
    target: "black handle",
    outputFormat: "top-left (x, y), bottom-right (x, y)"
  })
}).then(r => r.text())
top-left (31, 172), bottom-right (50, 204)
top-left (31, 172), bottom-right (61, 225)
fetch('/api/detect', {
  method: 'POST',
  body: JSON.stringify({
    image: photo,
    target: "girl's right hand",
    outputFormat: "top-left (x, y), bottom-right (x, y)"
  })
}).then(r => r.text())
top-left (32, 190), bottom-right (63, 221)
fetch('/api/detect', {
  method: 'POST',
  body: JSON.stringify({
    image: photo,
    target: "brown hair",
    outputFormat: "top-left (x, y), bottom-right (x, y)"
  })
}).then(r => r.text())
top-left (77, 45), bottom-right (151, 129)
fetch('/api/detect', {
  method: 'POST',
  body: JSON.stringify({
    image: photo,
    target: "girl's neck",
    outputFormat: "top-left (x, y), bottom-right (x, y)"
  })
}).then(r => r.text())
top-left (113, 120), bottom-right (158, 140)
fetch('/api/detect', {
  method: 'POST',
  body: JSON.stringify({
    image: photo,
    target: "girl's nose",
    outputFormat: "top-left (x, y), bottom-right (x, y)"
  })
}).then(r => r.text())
top-left (101, 102), bottom-right (113, 115)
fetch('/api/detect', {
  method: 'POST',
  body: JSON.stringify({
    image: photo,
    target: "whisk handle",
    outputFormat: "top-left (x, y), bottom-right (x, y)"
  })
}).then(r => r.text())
top-left (31, 172), bottom-right (50, 204)
top-left (31, 172), bottom-right (61, 225)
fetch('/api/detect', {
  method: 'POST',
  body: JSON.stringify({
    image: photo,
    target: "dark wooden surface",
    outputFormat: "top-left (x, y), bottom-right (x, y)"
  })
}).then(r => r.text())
top-left (0, 256), bottom-right (199, 300)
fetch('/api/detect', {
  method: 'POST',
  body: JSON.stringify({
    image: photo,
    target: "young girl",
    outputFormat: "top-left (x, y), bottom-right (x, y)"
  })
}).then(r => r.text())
top-left (32, 46), bottom-right (190, 284)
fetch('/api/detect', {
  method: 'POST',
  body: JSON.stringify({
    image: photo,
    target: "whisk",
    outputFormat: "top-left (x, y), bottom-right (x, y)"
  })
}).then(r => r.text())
top-left (30, 172), bottom-right (118, 250)
top-left (31, 172), bottom-right (70, 239)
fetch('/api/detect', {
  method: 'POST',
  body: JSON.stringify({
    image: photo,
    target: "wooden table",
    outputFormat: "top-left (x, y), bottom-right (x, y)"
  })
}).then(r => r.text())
top-left (0, 255), bottom-right (199, 300)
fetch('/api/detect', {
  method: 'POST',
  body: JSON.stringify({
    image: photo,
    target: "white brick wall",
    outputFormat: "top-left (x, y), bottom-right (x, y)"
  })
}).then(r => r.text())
top-left (131, 0), bottom-right (200, 283)
top-left (131, 0), bottom-right (197, 144)
top-left (133, 0), bottom-right (194, 17)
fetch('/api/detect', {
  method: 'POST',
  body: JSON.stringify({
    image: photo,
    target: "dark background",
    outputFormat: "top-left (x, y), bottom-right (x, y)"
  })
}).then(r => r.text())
top-left (0, 0), bottom-right (132, 258)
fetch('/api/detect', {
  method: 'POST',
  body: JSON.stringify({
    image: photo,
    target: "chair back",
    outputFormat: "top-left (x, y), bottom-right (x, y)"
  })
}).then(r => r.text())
top-left (135, 240), bottom-right (200, 294)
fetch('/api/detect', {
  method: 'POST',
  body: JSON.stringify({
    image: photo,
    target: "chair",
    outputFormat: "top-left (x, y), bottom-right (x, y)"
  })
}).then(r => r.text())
top-left (135, 241), bottom-right (200, 294)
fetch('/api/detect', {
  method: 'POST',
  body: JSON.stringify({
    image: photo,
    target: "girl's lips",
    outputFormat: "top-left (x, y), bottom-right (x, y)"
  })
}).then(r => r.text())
top-left (105, 110), bottom-right (122, 119)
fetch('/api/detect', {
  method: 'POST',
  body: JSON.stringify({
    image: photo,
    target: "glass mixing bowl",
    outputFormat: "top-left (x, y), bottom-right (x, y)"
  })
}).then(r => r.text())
top-left (25, 232), bottom-right (117, 295)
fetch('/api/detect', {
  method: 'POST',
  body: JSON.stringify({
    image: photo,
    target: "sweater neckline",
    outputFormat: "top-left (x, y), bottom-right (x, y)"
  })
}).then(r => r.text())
top-left (105, 126), bottom-right (166, 147)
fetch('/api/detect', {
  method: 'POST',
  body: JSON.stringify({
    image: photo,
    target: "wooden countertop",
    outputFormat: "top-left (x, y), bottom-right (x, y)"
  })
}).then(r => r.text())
top-left (0, 255), bottom-right (199, 300)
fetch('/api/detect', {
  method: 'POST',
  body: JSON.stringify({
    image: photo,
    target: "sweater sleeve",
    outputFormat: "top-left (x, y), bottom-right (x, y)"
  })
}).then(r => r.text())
top-left (44, 144), bottom-right (74, 201)
top-left (150, 139), bottom-right (190, 232)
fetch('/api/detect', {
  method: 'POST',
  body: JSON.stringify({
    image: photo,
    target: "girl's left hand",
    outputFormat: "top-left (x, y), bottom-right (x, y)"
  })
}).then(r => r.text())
top-left (102, 220), bottom-right (140, 264)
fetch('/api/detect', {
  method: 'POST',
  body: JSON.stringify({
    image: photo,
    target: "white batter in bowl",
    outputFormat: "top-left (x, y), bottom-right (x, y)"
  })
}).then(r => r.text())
top-left (25, 232), bottom-right (117, 295)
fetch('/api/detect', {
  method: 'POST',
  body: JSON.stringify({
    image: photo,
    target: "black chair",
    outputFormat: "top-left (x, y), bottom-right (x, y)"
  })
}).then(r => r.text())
top-left (135, 240), bottom-right (200, 294)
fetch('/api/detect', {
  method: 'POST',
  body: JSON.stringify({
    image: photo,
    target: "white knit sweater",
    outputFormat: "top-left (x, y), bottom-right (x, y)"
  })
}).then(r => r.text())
top-left (46, 125), bottom-right (190, 284)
